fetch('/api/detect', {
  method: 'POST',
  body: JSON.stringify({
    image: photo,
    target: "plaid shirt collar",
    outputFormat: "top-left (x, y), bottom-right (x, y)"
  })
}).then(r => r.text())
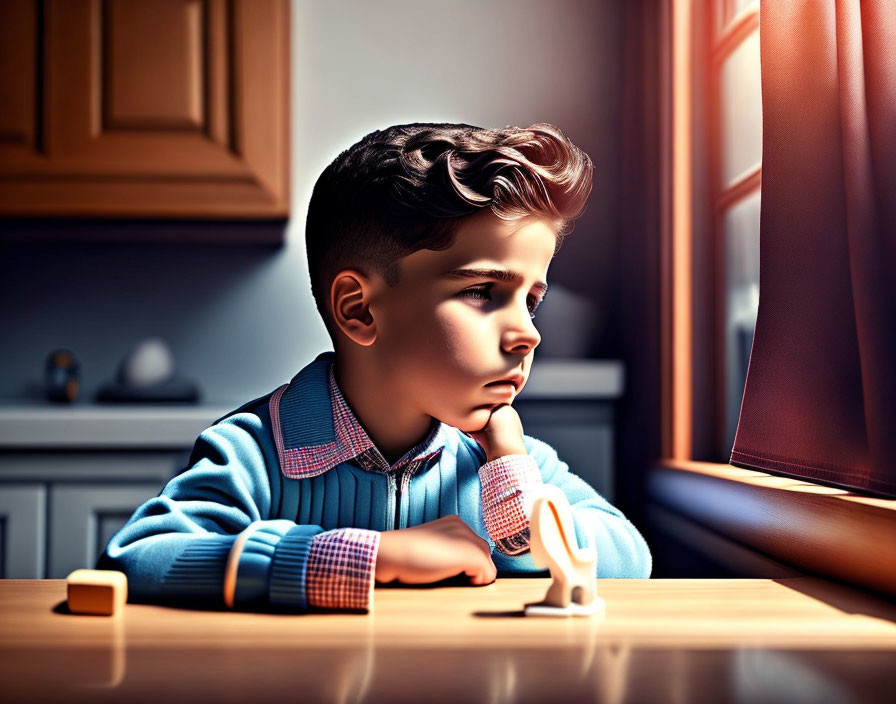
top-left (270, 352), bottom-right (445, 479)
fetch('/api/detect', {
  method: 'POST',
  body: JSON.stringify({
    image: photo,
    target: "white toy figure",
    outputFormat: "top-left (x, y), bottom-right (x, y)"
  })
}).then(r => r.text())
top-left (524, 485), bottom-right (606, 617)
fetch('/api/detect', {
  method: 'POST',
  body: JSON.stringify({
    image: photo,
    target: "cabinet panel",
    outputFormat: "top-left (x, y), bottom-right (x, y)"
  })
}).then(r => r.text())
top-left (0, 449), bottom-right (186, 578)
top-left (39, 0), bottom-right (241, 171)
top-left (0, 0), bottom-right (289, 221)
top-left (0, 485), bottom-right (46, 579)
top-left (49, 483), bottom-right (162, 578)
top-left (105, 0), bottom-right (204, 129)
top-left (0, 1), bottom-right (38, 148)
top-left (515, 400), bottom-right (615, 501)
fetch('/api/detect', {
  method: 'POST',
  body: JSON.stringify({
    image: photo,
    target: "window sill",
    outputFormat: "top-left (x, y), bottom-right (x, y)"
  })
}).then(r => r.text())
top-left (647, 460), bottom-right (896, 597)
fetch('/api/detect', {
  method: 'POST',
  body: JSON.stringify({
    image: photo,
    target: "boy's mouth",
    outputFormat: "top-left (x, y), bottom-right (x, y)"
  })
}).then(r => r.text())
top-left (484, 373), bottom-right (525, 392)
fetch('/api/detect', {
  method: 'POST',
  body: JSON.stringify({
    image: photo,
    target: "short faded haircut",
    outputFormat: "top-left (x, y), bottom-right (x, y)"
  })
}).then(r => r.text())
top-left (305, 122), bottom-right (593, 337)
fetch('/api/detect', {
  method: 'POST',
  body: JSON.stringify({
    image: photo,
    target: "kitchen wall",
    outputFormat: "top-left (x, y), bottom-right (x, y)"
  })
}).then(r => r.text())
top-left (0, 0), bottom-right (626, 406)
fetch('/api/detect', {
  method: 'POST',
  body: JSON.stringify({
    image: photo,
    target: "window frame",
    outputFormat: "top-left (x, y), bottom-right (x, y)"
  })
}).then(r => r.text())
top-left (663, 0), bottom-right (761, 463)
top-left (655, 0), bottom-right (896, 595)
top-left (710, 4), bottom-right (761, 461)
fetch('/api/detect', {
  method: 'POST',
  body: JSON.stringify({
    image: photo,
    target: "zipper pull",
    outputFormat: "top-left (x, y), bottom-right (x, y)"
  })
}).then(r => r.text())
top-left (393, 466), bottom-right (405, 531)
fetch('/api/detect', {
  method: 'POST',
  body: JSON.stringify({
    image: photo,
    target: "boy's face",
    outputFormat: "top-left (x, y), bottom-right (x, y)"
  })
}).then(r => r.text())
top-left (369, 210), bottom-right (556, 433)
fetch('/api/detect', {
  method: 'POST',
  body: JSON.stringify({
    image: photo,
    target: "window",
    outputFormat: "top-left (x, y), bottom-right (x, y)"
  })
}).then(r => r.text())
top-left (711, 3), bottom-right (762, 454)
top-left (653, 0), bottom-right (896, 594)
top-left (663, 0), bottom-right (761, 462)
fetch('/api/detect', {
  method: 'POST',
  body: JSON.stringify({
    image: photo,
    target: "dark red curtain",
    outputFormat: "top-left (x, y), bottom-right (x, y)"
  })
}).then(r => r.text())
top-left (730, 0), bottom-right (896, 497)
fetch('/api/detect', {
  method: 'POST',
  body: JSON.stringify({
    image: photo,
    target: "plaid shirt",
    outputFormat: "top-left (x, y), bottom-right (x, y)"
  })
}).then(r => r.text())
top-left (303, 364), bottom-right (543, 611)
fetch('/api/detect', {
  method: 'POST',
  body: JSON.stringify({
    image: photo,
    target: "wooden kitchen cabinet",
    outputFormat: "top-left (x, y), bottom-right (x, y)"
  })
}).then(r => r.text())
top-left (0, 0), bottom-right (289, 223)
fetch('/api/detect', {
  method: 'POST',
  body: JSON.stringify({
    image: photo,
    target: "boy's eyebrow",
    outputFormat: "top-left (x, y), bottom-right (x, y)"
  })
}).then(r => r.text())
top-left (440, 267), bottom-right (548, 296)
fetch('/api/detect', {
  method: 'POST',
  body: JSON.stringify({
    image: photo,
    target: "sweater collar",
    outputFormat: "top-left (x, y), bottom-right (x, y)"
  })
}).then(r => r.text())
top-left (270, 352), bottom-right (445, 479)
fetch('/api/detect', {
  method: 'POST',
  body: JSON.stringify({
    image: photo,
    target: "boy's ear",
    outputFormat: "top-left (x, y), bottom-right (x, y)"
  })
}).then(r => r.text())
top-left (330, 270), bottom-right (377, 346)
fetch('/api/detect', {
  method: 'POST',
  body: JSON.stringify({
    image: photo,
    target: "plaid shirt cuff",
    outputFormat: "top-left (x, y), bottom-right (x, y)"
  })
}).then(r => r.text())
top-left (479, 454), bottom-right (544, 543)
top-left (306, 528), bottom-right (380, 611)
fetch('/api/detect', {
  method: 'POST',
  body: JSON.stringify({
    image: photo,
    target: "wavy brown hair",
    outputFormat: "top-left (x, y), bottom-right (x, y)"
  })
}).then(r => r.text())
top-left (305, 122), bottom-right (593, 336)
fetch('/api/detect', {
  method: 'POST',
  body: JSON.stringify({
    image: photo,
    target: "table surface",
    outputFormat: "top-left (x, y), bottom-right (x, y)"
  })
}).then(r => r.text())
top-left (2, 577), bottom-right (896, 703)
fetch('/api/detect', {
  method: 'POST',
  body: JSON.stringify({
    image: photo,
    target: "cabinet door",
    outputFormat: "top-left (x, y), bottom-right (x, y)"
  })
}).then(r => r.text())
top-left (0, 485), bottom-right (46, 578)
top-left (48, 483), bottom-right (161, 578)
top-left (515, 400), bottom-right (615, 501)
top-left (0, 0), bottom-right (288, 220)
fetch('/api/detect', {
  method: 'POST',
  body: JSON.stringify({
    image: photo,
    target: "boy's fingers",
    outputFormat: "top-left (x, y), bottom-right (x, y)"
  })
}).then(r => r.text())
top-left (466, 567), bottom-right (492, 586)
top-left (482, 552), bottom-right (497, 581)
top-left (471, 561), bottom-right (497, 586)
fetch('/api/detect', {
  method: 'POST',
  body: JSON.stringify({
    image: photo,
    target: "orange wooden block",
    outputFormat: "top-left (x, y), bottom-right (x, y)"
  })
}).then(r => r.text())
top-left (66, 569), bottom-right (128, 616)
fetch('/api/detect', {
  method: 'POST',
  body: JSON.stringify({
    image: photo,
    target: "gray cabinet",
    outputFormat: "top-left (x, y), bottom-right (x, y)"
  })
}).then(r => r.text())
top-left (0, 405), bottom-right (227, 578)
top-left (0, 451), bottom-right (190, 578)
top-left (49, 483), bottom-right (170, 579)
top-left (514, 359), bottom-right (623, 502)
top-left (515, 400), bottom-right (615, 501)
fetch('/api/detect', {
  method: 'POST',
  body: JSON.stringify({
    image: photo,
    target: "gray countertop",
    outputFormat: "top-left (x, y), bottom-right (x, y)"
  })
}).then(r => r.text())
top-left (0, 360), bottom-right (623, 448)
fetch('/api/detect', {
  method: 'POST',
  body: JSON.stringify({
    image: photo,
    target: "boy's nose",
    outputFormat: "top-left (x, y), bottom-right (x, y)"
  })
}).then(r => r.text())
top-left (501, 311), bottom-right (541, 355)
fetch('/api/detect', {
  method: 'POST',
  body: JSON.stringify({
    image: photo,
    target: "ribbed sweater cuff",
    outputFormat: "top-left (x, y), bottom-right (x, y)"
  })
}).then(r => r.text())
top-left (161, 536), bottom-right (234, 602)
top-left (269, 524), bottom-right (323, 610)
top-left (229, 522), bottom-right (295, 608)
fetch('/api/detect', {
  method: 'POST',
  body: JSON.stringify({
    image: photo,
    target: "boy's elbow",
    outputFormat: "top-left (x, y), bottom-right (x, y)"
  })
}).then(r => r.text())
top-left (633, 547), bottom-right (653, 579)
top-left (603, 545), bottom-right (651, 579)
top-left (628, 528), bottom-right (653, 578)
top-left (601, 522), bottom-right (652, 579)
top-left (95, 527), bottom-right (140, 581)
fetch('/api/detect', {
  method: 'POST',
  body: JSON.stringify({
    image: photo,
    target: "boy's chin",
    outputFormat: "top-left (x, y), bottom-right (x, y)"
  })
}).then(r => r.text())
top-left (446, 405), bottom-right (498, 434)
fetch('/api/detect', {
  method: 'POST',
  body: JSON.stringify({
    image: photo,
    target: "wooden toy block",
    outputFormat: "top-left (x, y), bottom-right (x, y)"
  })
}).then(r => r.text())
top-left (524, 485), bottom-right (605, 617)
top-left (66, 569), bottom-right (128, 616)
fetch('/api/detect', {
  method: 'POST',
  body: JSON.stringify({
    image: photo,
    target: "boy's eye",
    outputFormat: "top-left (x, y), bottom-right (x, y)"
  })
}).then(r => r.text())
top-left (462, 285), bottom-right (542, 319)
top-left (526, 295), bottom-right (541, 319)
top-left (462, 285), bottom-right (492, 302)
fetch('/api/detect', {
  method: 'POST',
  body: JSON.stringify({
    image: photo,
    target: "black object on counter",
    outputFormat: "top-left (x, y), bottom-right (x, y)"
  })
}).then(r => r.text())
top-left (95, 376), bottom-right (201, 404)
top-left (45, 349), bottom-right (81, 403)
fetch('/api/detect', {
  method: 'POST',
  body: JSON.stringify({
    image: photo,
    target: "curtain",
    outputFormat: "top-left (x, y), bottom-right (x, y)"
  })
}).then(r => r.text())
top-left (730, 0), bottom-right (896, 497)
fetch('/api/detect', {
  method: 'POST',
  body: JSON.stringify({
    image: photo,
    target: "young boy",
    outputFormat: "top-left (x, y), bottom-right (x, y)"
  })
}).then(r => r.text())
top-left (99, 122), bottom-right (651, 612)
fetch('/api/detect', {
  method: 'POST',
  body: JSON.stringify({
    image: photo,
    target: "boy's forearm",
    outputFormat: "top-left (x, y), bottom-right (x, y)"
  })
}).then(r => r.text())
top-left (104, 514), bottom-right (381, 612)
top-left (100, 416), bottom-right (383, 612)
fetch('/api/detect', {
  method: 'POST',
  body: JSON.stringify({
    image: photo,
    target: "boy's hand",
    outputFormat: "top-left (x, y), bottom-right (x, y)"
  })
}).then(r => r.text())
top-left (375, 515), bottom-right (497, 586)
top-left (468, 404), bottom-right (527, 462)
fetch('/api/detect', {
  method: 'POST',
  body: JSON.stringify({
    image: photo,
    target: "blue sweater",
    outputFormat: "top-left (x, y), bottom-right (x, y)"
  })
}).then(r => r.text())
top-left (99, 353), bottom-right (651, 610)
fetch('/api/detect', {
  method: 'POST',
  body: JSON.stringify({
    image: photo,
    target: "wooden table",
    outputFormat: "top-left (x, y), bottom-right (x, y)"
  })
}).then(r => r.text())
top-left (2, 577), bottom-right (896, 703)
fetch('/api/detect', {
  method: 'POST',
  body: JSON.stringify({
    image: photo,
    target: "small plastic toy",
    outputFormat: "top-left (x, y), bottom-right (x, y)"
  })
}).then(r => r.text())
top-left (66, 569), bottom-right (128, 616)
top-left (524, 485), bottom-right (605, 617)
